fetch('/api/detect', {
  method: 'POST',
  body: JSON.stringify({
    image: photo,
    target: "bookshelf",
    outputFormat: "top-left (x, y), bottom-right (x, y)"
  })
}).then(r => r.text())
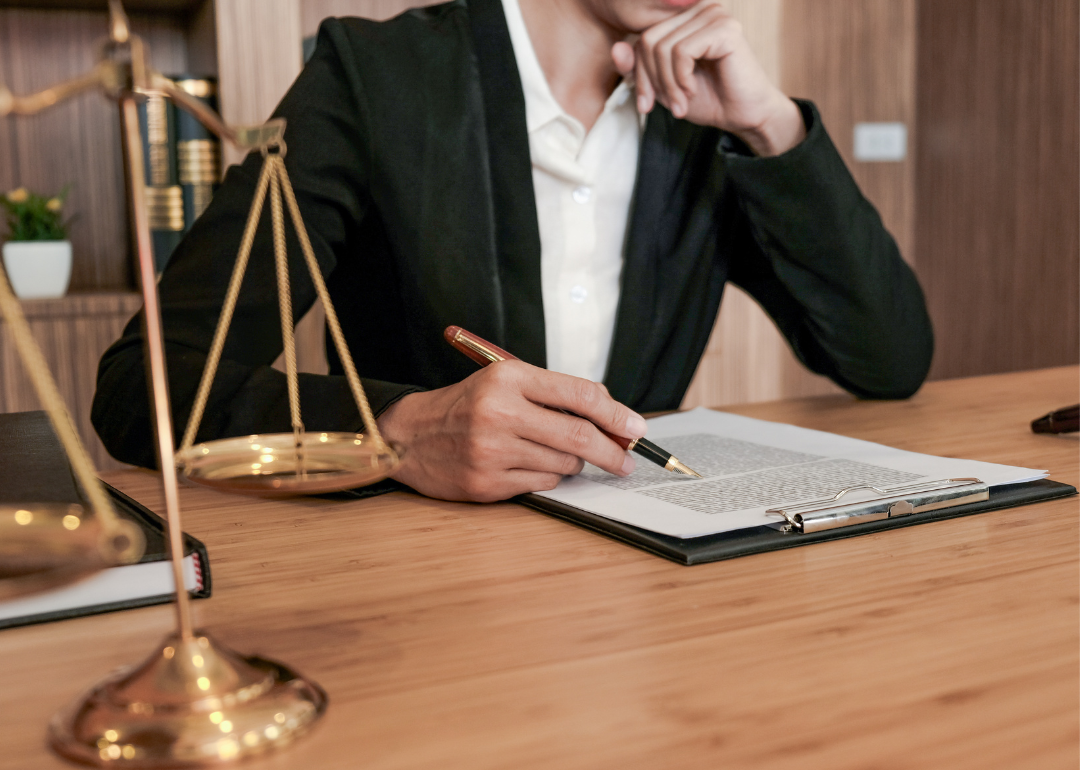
top-left (0, 0), bottom-right (424, 469)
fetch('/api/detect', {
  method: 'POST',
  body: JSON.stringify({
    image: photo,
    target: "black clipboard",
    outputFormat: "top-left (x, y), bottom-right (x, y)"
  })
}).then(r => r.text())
top-left (517, 479), bottom-right (1077, 566)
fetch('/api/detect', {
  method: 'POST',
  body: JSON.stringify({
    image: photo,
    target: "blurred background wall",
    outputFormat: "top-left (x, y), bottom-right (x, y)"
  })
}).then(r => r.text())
top-left (0, 0), bottom-right (1076, 469)
top-left (303, 0), bottom-right (1080, 401)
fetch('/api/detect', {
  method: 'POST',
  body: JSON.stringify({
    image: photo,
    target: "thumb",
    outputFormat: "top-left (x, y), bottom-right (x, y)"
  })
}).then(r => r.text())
top-left (611, 41), bottom-right (635, 78)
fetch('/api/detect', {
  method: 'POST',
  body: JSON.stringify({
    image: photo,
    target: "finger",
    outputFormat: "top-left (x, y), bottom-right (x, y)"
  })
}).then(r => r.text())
top-left (679, 12), bottom-right (744, 66)
top-left (638, 2), bottom-right (720, 108)
top-left (504, 470), bottom-right (569, 496)
top-left (638, 1), bottom-right (720, 49)
top-left (462, 469), bottom-right (567, 502)
top-left (515, 406), bottom-right (637, 477)
top-left (611, 41), bottom-right (635, 78)
top-left (634, 50), bottom-right (656, 113)
top-left (653, 27), bottom-right (687, 117)
top-left (654, 5), bottom-right (730, 116)
top-left (518, 370), bottom-right (645, 436)
top-left (494, 434), bottom-right (587, 477)
top-left (635, 36), bottom-right (663, 111)
top-left (519, 371), bottom-right (647, 439)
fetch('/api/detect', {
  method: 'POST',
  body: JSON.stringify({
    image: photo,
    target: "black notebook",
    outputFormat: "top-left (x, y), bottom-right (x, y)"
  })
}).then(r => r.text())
top-left (0, 411), bottom-right (211, 630)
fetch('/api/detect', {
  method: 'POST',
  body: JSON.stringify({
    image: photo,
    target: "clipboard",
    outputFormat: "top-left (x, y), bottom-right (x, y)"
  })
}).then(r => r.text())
top-left (517, 479), bottom-right (1077, 566)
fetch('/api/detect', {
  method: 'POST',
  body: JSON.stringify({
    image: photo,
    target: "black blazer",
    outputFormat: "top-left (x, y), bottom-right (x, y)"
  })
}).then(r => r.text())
top-left (92, 0), bottom-right (933, 469)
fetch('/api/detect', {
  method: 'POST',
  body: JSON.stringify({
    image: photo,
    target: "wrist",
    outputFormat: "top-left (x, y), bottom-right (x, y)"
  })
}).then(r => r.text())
top-left (376, 391), bottom-right (421, 446)
top-left (731, 96), bottom-right (806, 157)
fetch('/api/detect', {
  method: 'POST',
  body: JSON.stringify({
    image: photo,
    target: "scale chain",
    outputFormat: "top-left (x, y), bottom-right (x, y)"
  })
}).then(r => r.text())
top-left (178, 156), bottom-right (274, 453)
top-left (268, 154), bottom-right (307, 476)
top-left (276, 158), bottom-right (388, 452)
top-left (179, 144), bottom-right (391, 478)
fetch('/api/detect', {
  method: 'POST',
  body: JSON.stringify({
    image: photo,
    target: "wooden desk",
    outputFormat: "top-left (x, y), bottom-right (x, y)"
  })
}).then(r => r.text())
top-left (1, 367), bottom-right (1077, 769)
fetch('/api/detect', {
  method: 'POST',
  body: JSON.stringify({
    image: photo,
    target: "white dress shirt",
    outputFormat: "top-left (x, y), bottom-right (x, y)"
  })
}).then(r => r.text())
top-left (501, 0), bottom-right (642, 383)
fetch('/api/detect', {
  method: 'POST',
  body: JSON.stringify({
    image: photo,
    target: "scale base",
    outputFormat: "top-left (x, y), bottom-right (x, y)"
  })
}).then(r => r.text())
top-left (49, 631), bottom-right (326, 767)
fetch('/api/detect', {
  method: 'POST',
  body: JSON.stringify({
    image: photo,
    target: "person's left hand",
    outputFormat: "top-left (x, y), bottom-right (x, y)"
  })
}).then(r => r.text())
top-left (611, 1), bottom-right (806, 156)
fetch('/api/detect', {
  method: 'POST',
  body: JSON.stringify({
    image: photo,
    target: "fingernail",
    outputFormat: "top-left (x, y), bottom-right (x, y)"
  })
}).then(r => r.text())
top-left (620, 453), bottom-right (636, 476)
top-left (637, 95), bottom-right (649, 113)
top-left (626, 413), bottom-right (647, 438)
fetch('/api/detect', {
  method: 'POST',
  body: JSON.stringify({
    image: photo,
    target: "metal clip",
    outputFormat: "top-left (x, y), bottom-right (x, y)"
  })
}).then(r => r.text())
top-left (769, 478), bottom-right (989, 534)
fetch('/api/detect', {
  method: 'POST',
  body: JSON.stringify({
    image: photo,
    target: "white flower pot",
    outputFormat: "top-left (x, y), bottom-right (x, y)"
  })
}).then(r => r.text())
top-left (2, 240), bottom-right (72, 299)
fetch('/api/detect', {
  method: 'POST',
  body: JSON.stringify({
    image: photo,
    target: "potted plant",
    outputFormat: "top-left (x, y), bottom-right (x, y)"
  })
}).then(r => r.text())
top-left (1, 186), bottom-right (73, 299)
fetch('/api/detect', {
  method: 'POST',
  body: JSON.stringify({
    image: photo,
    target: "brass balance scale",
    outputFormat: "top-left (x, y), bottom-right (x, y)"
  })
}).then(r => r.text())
top-left (0, 1), bottom-right (399, 764)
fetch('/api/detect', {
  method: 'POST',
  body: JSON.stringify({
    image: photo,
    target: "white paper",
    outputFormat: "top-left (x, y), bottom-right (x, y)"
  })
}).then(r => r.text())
top-left (533, 408), bottom-right (1046, 539)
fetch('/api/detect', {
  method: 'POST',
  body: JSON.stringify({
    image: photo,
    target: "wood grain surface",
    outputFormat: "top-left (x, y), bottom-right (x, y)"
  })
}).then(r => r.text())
top-left (782, 0), bottom-right (917, 264)
top-left (916, 0), bottom-right (1080, 379)
top-left (0, 366), bottom-right (1075, 769)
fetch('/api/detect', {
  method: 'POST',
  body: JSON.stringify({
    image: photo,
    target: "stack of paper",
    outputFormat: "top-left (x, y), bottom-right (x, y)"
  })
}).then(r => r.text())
top-left (535, 408), bottom-right (1047, 539)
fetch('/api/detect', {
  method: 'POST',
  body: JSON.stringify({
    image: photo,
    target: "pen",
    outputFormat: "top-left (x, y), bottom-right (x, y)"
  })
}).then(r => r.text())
top-left (1031, 404), bottom-right (1079, 434)
top-left (444, 325), bottom-right (703, 478)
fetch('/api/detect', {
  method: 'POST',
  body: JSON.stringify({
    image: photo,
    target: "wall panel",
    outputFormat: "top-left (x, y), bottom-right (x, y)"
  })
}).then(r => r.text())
top-left (781, 0), bottom-right (916, 263)
top-left (682, 0), bottom-right (843, 409)
top-left (214, 0), bottom-right (302, 167)
top-left (302, 0), bottom-right (431, 35)
top-left (916, 0), bottom-right (1080, 379)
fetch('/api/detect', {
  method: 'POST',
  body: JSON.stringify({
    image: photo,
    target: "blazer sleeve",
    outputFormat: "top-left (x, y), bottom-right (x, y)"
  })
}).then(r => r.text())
top-left (92, 20), bottom-right (422, 469)
top-left (720, 100), bottom-right (934, 399)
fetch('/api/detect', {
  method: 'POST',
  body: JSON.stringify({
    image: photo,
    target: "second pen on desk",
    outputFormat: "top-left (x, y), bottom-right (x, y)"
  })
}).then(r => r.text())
top-left (444, 325), bottom-right (702, 478)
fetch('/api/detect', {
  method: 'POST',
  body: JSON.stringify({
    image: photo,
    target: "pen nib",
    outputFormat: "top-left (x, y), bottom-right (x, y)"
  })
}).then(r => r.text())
top-left (668, 458), bottom-right (703, 478)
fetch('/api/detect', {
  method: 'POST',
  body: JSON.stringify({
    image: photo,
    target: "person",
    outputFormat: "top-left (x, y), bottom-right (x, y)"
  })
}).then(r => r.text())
top-left (92, 0), bottom-right (933, 503)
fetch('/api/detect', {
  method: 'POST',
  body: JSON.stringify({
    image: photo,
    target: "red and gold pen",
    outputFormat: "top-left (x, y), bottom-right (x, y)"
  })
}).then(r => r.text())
top-left (444, 325), bottom-right (703, 478)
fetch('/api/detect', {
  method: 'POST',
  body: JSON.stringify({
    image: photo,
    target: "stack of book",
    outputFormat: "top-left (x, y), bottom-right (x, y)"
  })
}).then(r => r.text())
top-left (138, 77), bottom-right (220, 275)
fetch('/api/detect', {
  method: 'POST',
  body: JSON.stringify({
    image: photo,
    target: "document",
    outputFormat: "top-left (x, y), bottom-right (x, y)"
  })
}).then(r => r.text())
top-left (534, 408), bottom-right (1046, 538)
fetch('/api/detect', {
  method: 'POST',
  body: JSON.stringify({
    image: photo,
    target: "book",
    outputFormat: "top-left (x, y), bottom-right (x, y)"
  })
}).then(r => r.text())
top-left (0, 411), bottom-right (210, 630)
top-left (522, 408), bottom-right (1076, 564)
top-left (173, 77), bottom-right (220, 230)
top-left (137, 92), bottom-right (184, 275)
top-left (136, 77), bottom-right (221, 275)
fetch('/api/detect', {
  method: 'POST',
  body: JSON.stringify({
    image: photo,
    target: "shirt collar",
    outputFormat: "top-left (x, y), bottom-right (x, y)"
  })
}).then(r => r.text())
top-left (501, 0), bottom-right (563, 134)
top-left (501, 0), bottom-right (634, 136)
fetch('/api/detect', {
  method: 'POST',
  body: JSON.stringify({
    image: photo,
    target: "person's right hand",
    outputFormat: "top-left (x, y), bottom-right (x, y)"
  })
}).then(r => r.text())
top-left (376, 360), bottom-right (648, 502)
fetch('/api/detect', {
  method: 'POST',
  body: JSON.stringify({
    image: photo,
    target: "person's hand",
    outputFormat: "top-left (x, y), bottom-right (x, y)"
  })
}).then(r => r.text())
top-left (611, 1), bottom-right (806, 157)
top-left (376, 361), bottom-right (648, 502)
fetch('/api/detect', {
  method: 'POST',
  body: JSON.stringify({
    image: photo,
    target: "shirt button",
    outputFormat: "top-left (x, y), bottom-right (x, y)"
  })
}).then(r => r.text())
top-left (569, 285), bottom-right (588, 303)
top-left (572, 186), bottom-right (592, 204)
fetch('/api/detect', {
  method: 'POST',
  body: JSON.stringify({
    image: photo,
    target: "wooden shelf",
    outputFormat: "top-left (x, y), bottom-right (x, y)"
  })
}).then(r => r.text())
top-left (14, 291), bottom-right (143, 320)
top-left (0, 291), bottom-right (143, 471)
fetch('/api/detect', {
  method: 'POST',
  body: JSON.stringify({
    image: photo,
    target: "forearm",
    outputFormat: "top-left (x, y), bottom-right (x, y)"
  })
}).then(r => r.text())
top-left (723, 101), bottom-right (933, 398)
top-left (91, 327), bottom-right (422, 469)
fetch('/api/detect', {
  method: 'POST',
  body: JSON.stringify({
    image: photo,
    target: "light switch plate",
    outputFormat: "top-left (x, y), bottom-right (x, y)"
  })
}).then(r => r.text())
top-left (853, 122), bottom-right (907, 162)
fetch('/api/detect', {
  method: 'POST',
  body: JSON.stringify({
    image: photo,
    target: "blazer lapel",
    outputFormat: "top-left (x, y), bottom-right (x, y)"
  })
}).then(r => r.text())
top-left (467, 0), bottom-right (546, 367)
top-left (605, 109), bottom-right (686, 404)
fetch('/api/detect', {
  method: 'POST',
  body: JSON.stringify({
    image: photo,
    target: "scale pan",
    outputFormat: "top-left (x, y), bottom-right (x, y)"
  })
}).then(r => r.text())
top-left (0, 503), bottom-right (116, 601)
top-left (176, 432), bottom-right (399, 496)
